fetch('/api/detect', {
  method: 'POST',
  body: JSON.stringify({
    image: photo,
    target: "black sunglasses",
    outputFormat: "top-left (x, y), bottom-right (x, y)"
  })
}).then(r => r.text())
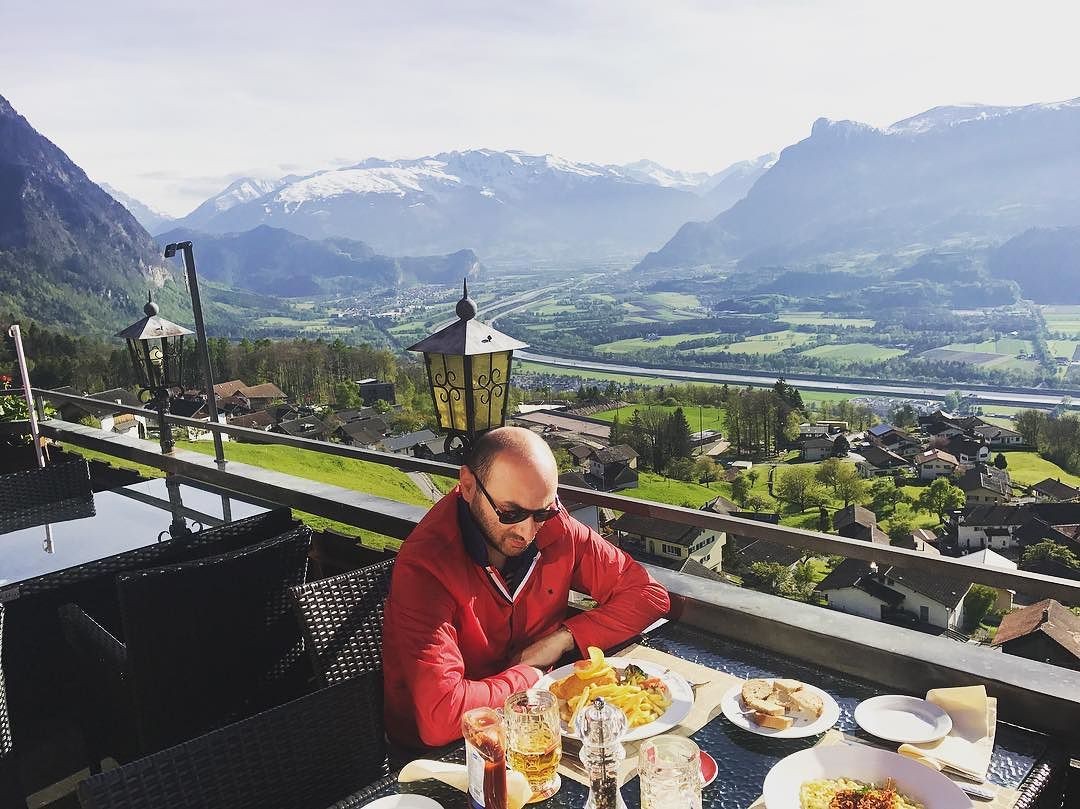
top-left (472, 474), bottom-right (561, 525)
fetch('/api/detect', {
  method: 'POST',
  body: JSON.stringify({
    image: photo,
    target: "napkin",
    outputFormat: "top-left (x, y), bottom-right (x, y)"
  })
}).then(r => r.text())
top-left (897, 685), bottom-right (995, 780)
top-left (398, 759), bottom-right (533, 809)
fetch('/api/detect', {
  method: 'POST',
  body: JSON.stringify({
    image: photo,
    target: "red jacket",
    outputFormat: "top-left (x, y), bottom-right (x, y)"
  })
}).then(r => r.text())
top-left (382, 488), bottom-right (670, 748)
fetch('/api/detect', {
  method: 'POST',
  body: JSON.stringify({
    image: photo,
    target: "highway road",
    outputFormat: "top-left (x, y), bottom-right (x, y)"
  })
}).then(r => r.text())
top-left (517, 351), bottom-right (1077, 409)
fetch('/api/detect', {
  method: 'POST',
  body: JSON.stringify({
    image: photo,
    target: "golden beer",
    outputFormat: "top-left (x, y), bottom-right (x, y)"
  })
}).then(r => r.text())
top-left (505, 690), bottom-right (563, 801)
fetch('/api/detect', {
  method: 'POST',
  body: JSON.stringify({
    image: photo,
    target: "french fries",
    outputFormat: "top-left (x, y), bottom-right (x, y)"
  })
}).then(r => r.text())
top-left (554, 647), bottom-right (673, 729)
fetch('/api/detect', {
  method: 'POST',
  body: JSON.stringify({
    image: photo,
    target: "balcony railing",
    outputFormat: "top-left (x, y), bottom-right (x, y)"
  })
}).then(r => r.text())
top-left (8, 387), bottom-right (1080, 741)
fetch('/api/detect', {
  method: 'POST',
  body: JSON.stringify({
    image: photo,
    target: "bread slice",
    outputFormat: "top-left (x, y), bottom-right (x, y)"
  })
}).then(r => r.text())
top-left (785, 689), bottom-right (824, 720)
top-left (772, 678), bottom-right (804, 696)
top-left (741, 679), bottom-right (786, 716)
top-left (751, 711), bottom-right (794, 730)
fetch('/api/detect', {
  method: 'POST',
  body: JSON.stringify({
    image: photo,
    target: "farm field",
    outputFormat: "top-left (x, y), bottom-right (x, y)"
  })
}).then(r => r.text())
top-left (776, 311), bottom-right (876, 328)
top-left (590, 404), bottom-right (726, 434)
top-left (799, 343), bottom-right (906, 362)
top-left (1047, 340), bottom-right (1080, 359)
top-left (645, 292), bottom-right (702, 310)
top-left (697, 330), bottom-right (813, 355)
top-left (1041, 305), bottom-right (1080, 337)
top-left (596, 332), bottom-right (723, 353)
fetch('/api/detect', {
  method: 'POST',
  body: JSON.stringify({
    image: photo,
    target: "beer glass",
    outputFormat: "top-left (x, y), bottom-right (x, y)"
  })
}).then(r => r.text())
top-left (504, 689), bottom-right (562, 801)
top-left (638, 736), bottom-right (702, 809)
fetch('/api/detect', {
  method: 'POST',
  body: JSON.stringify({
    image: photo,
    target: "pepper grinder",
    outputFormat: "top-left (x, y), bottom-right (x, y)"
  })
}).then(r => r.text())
top-left (575, 697), bottom-right (629, 809)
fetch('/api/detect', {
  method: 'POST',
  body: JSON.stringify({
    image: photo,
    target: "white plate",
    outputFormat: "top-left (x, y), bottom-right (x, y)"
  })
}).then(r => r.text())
top-left (536, 658), bottom-right (693, 742)
top-left (720, 679), bottom-right (840, 739)
top-left (763, 744), bottom-right (972, 809)
top-left (855, 694), bottom-right (953, 744)
top-left (361, 796), bottom-right (443, 809)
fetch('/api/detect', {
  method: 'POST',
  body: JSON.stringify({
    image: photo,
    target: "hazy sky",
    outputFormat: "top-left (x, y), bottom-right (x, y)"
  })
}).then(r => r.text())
top-left (4, 1), bottom-right (1079, 216)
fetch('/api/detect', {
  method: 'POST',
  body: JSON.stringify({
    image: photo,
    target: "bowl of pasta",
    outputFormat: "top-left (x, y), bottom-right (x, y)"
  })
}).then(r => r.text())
top-left (536, 647), bottom-right (695, 742)
top-left (762, 744), bottom-right (972, 809)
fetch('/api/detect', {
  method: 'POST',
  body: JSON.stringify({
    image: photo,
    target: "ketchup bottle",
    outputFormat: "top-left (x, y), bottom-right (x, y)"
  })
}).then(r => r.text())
top-left (462, 707), bottom-right (508, 809)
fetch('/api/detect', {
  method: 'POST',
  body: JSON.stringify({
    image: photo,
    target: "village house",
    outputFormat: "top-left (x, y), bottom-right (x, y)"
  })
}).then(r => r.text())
top-left (816, 558), bottom-right (972, 631)
top-left (380, 429), bottom-right (439, 456)
top-left (801, 435), bottom-right (835, 462)
top-left (1030, 478), bottom-right (1080, 502)
top-left (609, 512), bottom-right (725, 572)
top-left (924, 419), bottom-right (966, 441)
top-left (54, 386), bottom-right (149, 439)
top-left (276, 415), bottom-right (331, 441)
top-left (992, 599), bottom-right (1080, 671)
top-left (834, 504), bottom-right (890, 545)
top-left (915, 449), bottom-right (960, 481)
top-left (355, 378), bottom-right (396, 406)
top-left (955, 547), bottom-right (1016, 612)
top-left (586, 444), bottom-right (639, 492)
top-left (213, 380), bottom-right (287, 411)
top-left (956, 501), bottom-right (1080, 551)
top-left (972, 423), bottom-right (1024, 448)
top-left (867, 424), bottom-right (922, 457)
top-left (856, 445), bottom-right (910, 478)
top-left (957, 466), bottom-right (1012, 506)
top-left (335, 417), bottom-right (389, 447)
top-left (944, 435), bottom-right (991, 466)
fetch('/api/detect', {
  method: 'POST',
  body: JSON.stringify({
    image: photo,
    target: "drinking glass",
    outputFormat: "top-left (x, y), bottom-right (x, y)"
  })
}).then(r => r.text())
top-left (504, 689), bottom-right (562, 801)
top-left (638, 736), bottom-right (702, 809)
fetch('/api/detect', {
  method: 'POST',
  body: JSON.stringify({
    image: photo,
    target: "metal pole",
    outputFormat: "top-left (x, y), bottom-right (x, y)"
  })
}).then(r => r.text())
top-left (8, 325), bottom-right (45, 469)
top-left (174, 242), bottom-right (226, 468)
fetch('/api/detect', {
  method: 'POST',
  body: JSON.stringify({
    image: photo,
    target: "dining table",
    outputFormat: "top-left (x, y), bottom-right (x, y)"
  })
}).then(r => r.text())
top-left (330, 621), bottom-right (1065, 809)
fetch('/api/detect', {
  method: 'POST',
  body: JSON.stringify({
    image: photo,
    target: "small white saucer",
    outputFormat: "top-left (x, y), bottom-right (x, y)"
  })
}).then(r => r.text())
top-left (362, 795), bottom-right (443, 809)
top-left (854, 694), bottom-right (952, 744)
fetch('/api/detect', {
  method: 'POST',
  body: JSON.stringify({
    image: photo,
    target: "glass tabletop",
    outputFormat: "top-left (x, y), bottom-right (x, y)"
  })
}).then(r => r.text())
top-left (0, 475), bottom-right (271, 596)
top-left (334, 622), bottom-right (1059, 809)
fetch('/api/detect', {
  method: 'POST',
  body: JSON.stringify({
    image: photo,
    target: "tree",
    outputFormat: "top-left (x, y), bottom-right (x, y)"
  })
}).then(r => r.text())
top-left (747, 469), bottom-right (760, 488)
top-left (694, 456), bottom-right (719, 487)
top-left (832, 434), bottom-right (850, 457)
top-left (665, 456), bottom-right (695, 482)
top-left (373, 398), bottom-right (393, 414)
top-left (886, 508), bottom-right (916, 545)
top-left (815, 458), bottom-right (843, 491)
top-left (666, 407), bottom-right (694, 461)
top-left (745, 494), bottom-right (772, 513)
top-left (333, 381), bottom-right (361, 408)
top-left (1021, 540), bottom-right (1080, 568)
top-left (917, 477), bottom-right (966, 522)
top-left (774, 467), bottom-right (828, 512)
top-left (833, 466), bottom-right (870, 507)
top-left (870, 477), bottom-right (905, 515)
top-left (818, 505), bottom-right (831, 532)
top-left (963, 585), bottom-right (999, 632)
top-left (744, 562), bottom-right (794, 596)
top-left (553, 448), bottom-right (574, 473)
top-left (994, 452), bottom-right (1008, 470)
top-left (891, 403), bottom-right (917, 428)
top-left (730, 472), bottom-right (751, 505)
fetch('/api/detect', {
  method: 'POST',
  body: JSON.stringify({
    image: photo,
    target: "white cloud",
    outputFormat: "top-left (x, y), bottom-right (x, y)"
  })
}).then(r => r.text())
top-left (4, 0), bottom-right (1079, 214)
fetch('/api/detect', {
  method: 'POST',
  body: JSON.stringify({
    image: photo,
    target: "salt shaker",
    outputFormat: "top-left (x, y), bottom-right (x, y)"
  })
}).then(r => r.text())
top-left (575, 697), bottom-right (628, 809)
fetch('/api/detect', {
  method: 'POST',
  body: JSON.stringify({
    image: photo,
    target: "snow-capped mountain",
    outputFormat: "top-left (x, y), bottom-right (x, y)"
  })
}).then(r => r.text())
top-left (614, 159), bottom-right (714, 189)
top-left (171, 150), bottom-right (741, 260)
top-left (100, 183), bottom-right (175, 233)
top-left (638, 98), bottom-right (1080, 271)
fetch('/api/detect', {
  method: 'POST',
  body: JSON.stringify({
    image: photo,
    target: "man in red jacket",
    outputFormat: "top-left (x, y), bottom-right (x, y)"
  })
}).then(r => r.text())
top-left (382, 426), bottom-right (671, 748)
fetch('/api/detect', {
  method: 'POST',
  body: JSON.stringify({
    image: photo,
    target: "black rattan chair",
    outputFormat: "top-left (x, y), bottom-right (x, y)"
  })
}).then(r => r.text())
top-left (77, 671), bottom-right (387, 809)
top-left (61, 525), bottom-right (313, 763)
top-left (290, 558), bottom-right (394, 687)
top-left (0, 460), bottom-right (93, 534)
top-left (0, 605), bottom-right (25, 808)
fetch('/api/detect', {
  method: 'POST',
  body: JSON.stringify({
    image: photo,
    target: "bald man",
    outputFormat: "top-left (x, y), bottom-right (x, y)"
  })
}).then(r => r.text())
top-left (382, 426), bottom-right (670, 748)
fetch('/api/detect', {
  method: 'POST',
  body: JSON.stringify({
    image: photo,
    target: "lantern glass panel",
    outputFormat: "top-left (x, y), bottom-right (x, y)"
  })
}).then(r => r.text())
top-left (426, 352), bottom-right (468, 433)
top-left (470, 351), bottom-right (511, 432)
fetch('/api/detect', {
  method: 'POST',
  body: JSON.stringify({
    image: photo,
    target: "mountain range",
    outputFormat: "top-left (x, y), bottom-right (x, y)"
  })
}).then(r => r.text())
top-left (155, 225), bottom-right (482, 297)
top-left (160, 150), bottom-right (768, 261)
top-left (637, 99), bottom-right (1080, 271)
top-left (0, 93), bottom-right (182, 331)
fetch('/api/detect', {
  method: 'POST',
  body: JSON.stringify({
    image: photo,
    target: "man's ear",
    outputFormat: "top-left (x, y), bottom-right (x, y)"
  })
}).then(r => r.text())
top-left (459, 464), bottom-right (476, 503)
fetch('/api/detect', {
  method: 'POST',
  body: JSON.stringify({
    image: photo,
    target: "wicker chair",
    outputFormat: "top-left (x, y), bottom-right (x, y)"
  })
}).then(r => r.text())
top-left (290, 558), bottom-right (394, 687)
top-left (77, 671), bottom-right (387, 809)
top-left (0, 605), bottom-right (25, 808)
top-left (61, 526), bottom-right (313, 763)
top-left (0, 460), bottom-right (93, 534)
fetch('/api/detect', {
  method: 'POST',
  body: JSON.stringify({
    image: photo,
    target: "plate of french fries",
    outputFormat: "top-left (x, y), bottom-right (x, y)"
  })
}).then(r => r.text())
top-left (536, 647), bottom-right (694, 742)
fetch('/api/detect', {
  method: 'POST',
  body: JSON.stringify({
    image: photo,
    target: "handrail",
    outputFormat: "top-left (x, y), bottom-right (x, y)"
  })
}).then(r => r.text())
top-left (22, 389), bottom-right (1080, 603)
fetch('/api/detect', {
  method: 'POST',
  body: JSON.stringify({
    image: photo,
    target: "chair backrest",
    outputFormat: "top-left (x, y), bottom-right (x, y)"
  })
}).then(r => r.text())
top-left (117, 526), bottom-right (313, 753)
top-left (0, 460), bottom-right (93, 532)
top-left (290, 559), bottom-right (394, 688)
top-left (77, 672), bottom-right (387, 809)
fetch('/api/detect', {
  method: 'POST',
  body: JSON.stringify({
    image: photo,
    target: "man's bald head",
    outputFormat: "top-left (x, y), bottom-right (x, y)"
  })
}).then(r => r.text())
top-left (465, 426), bottom-right (557, 483)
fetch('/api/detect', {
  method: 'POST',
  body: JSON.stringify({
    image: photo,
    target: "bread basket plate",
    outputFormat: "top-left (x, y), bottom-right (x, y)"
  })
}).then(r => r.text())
top-left (537, 658), bottom-right (693, 742)
top-left (721, 678), bottom-right (839, 739)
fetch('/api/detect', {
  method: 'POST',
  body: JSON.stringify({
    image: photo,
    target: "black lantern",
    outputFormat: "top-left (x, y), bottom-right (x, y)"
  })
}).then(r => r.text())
top-left (408, 280), bottom-right (528, 457)
top-left (116, 293), bottom-right (193, 454)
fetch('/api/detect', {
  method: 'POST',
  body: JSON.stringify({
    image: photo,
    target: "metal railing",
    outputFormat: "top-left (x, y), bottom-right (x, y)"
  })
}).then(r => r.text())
top-left (22, 387), bottom-right (1080, 604)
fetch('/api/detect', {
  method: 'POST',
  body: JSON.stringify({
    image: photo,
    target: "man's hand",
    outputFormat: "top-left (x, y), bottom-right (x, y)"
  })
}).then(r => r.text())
top-left (514, 627), bottom-right (577, 669)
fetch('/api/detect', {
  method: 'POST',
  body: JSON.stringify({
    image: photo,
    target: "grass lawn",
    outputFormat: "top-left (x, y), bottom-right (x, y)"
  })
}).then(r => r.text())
top-left (1047, 339), bottom-right (1080, 359)
top-left (1041, 305), bottom-right (1080, 337)
top-left (590, 404), bottom-right (726, 434)
top-left (942, 338), bottom-right (1034, 355)
top-left (596, 332), bottom-right (725, 353)
top-left (697, 330), bottom-right (813, 355)
top-left (776, 312), bottom-right (876, 328)
top-left (645, 292), bottom-right (702, 310)
top-left (619, 471), bottom-right (722, 508)
top-left (1000, 451), bottom-right (1080, 489)
top-left (531, 302), bottom-right (579, 315)
top-left (799, 343), bottom-right (907, 362)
